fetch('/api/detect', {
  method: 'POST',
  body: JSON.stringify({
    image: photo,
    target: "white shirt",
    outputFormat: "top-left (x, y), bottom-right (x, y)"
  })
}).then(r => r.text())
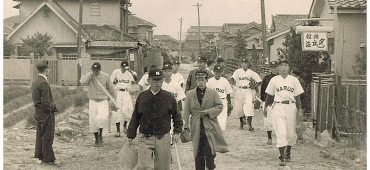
top-left (110, 69), bottom-right (134, 90)
top-left (206, 77), bottom-right (233, 99)
top-left (232, 68), bottom-right (262, 87)
top-left (171, 72), bottom-right (185, 87)
top-left (162, 80), bottom-right (186, 101)
top-left (265, 75), bottom-right (304, 102)
top-left (138, 73), bottom-right (150, 90)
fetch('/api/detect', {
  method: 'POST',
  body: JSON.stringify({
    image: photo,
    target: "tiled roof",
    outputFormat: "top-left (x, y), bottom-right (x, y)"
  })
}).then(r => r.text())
top-left (153, 35), bottom-right (178, 43)
top-left (328, 0), bottom-right (367, 8)
top-left (222, 23), bottom-right (249, 34)
top-left (271, 14), bottom-right (308, 32)
top-left (187, 26), bottom-right (222, 33)
top-left (128, 15), bottom-right (156, 27)
top-left (83, 24), bottom-right (138, 41)
top-left (4, 15), bottom-right (19, 28)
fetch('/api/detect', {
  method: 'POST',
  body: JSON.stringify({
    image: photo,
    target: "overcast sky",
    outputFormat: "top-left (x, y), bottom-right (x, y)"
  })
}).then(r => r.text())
top-left (4, 0), bottom-right (313, 39)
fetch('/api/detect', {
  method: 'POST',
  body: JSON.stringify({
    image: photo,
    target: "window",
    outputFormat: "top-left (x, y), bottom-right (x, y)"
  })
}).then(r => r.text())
top-left (90, 0), bottom-right (101, 16)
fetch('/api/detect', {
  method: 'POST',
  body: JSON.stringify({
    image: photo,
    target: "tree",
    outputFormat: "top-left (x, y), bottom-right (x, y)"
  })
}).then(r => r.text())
top-left (161, 51), bottom-right (170, 62)
top-left (233, 29), bottom-right (247, 59)
top-left (21, 32), bottom-right (54, 58)
top-left (280, 28), bottom-right (329, 83)
top-left (3, 38), bottom-right (15, 56)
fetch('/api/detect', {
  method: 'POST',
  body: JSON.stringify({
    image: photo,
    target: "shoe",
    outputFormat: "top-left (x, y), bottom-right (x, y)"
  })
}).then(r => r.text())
top-left (248, 126), bottom-right (254, 131)
top-left (278, 156), bottom-right (286, 166)
top-left (267, 139), bottom-right (272, 145)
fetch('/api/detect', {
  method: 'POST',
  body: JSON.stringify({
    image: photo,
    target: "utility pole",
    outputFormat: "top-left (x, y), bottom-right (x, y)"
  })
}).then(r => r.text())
top-left (193, 2), bottom-right (202, 55)
top-left (260, 0), bottom-right (268, 64)
top-left (178, 17), bottom-right (183, 62)
top-left (77, 0), bottom-right (83, 87)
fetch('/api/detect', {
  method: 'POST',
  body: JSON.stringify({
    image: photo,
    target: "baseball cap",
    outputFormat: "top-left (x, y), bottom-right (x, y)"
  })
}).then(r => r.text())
top-left (277, 60), bottom-right (289, 66)
top-left (91, 62), bottom-right (101, 70)
top-left (197, 56), bottom-right (208, 62)
top-left (195, 70), bottom-right (208, 79)
top-left (121, 61), bottom-right (129, 68)
top-left (213, 64), bottom-right (223, 72)
top-left (216, 57), bottom-right (224, 63)
top-left (148, 68), bottom-right (164, 80)
top-left (270, 61), bottom-right (278, 68)
top-left (173, 60), bottom-right (180, 65)
top-left (162, 61), bottom-right (172, 70)
top-left (36, 60), bottom-right (49, 72)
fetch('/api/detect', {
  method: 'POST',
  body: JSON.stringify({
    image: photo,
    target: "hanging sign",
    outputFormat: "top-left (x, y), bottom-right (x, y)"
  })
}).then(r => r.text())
top-left (302, 32), bottom-right (328, 51)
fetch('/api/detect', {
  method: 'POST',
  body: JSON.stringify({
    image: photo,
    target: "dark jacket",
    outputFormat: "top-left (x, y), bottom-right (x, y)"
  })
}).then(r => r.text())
top-left (127, 89), bottom-right (183, 139)
top-left (185, 68), bottom-right (214, 93)
top-left (32, 75), bottom-right (58, 115)
top-left (260, 73), bottom-right (276, 101)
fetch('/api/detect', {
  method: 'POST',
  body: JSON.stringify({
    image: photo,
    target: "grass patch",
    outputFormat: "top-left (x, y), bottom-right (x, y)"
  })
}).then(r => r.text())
top-left (4, 86), bottom-right (88, 128)
top-left (3, 94), bottom-right (32, 115)
top-left (3, 86), bottom-right (31, 104)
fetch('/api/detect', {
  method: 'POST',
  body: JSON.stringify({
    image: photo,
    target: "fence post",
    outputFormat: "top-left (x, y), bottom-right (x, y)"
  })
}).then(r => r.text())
top-left (315, 76), bottom-right (322, 139)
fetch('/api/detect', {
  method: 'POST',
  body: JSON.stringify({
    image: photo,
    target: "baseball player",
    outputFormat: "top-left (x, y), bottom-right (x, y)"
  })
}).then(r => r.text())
top-left (264, 60), bottom-right (304, 166)
top-left (231, 58), bottom-right (262, 131)
top-left (260, 61), bottom-right (278, 145)
top-left (162, 61), bottom-right (186, 109)
top-left (171, 59), bottom-right (185, 88)
top-left (80, 62), bottom-right (116, 146)
top-left (206, 64), bottom-right (233, 131)
top-left (110, 61), bottom-right (136, 137)
top-left (138, 65), bottom-right (157, 91)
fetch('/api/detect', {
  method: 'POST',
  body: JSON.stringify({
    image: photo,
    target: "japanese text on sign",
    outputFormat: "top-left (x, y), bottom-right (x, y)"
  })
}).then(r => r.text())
top-left (302, 32), bottom-right (328, 51)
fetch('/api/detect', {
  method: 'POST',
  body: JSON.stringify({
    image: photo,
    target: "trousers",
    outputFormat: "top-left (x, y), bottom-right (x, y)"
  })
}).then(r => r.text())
top-left (137, 133), bottom-right (171, 170)
top-left (34, 110), bottom-right (56, 162)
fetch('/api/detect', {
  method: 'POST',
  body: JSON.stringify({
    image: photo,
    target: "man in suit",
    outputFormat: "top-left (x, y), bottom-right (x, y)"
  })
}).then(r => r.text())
top-left (32, 60), bottom-right (58, 165)
top-left (183, 70), bottom-right (229, 170)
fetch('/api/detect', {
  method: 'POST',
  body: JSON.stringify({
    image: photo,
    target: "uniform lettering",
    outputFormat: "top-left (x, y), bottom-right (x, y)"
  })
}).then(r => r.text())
top-left (277, 86), bottom-right (294, 92)
top-left (239, 77), bottom-right (251, 81)
top-left (118, 79), bottom-right (130, 83)
top-left (215, 88), bottom-right (225, 94)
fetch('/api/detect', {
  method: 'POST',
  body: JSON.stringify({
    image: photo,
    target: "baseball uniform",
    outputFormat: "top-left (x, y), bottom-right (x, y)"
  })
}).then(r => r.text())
top-left (232, 68), bottom-right (262, 117)
top-left (171, 73), bottom-right (185, 88)
top-left (110, 69), bottom-right (135, 123)
top-left (138, 73), bottom-right (150, 90)
top-left (206, 77), bottom-right (233, 131)
top-left (265, 75), bottom-right (304, 148)
top-left (162, 80), bottom-right (186, 102)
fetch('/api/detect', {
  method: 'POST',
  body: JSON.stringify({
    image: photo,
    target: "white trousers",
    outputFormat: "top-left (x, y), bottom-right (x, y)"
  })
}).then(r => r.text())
top-left (112, 91), bottom-right (133, 123)
top-left (263, 104), bottom-right (273, 131)
top-left (217, 99), bottom-right (228, 131)
top-left (234, 89), bottom-right (256, 117)
top-left (271, 103), bottom-right (297, 147)
top-left (89, 99), bottom-right (109, 132)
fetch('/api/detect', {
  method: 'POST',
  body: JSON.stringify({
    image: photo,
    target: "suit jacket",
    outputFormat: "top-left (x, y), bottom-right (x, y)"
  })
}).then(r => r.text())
top-left (32, 75), bottom-right (58, 122)
top-left (183, 87), bottom-right (229, 158)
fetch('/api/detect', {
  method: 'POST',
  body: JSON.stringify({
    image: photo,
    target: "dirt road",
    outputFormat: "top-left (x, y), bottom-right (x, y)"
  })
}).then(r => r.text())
top-left (3, 64), bottom-right (360, 170)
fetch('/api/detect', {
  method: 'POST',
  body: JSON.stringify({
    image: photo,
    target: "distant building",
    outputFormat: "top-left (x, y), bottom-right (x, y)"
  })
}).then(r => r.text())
top-left (219, 22), bottom-right (262, 59)
top-left (184, 26), bottom-right (222, 56)
top-left (3, 15), bottom-right (20, 37)
top-left (153, 35), bottom-right (179, 51)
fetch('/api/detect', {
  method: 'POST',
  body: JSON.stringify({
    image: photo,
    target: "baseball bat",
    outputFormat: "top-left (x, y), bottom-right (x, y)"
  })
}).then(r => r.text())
top-left (174, 143), bottom-right (182, 170)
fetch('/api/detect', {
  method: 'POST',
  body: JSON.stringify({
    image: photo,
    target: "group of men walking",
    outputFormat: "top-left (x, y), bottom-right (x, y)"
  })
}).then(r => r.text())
top-left (31, 55), bottom-right (305, 169)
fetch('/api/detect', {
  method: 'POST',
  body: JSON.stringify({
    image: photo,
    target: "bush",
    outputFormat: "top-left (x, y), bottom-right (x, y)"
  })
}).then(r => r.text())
top-left (74, 92), bottom-right (88, 107)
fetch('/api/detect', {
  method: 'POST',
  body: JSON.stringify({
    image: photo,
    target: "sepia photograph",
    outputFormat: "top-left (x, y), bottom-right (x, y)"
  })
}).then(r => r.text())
top-left (2, 0), bottom-right (367, 169)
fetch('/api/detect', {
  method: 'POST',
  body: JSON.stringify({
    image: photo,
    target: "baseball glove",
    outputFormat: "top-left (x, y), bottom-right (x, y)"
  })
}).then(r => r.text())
top-left (253, 99), bottom-right (262, 109)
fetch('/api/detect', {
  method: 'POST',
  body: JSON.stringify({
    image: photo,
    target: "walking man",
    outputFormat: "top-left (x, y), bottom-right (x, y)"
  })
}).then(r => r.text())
top-left (231, 58), bottom-right (262, 131)
top-left (80, 62), bottom-right (116, 146)
top-left (185, 56), bottom-right (214, 93)
top-left (183, 70), bottom-right (229, 170)
top-left (32, 60), bottom-right (58, 165)
top-left (138, 65), bottom-right (157, 91)
top-left (127, 67), bottom-right (183, 170)
top-left (206, 64), bottom-right (233, 131)
top-left (171, 59), bottom-right (185, 88)
top-left (264, 60), bottom-right (304, 166)
top-left (260, 61), bottom-right (277, 145)
top-left (110, 61), bottom-right (135, 137)
top-left (162, 61), bottom-right (186, 110)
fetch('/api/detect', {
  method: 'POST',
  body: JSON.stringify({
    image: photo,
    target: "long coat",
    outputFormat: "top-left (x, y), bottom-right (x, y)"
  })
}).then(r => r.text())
top-left (183, 88), bottom-right (229, 158)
